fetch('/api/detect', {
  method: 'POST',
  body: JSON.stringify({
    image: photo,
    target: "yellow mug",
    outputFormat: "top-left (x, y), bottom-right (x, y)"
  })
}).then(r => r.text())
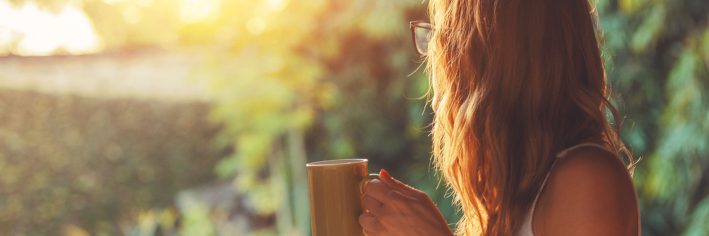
top-left (307, 159), bottom-right (379, 236)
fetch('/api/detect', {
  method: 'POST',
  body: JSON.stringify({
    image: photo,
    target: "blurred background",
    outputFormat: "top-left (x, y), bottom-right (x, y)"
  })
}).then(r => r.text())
top-left (0, 0), bottom-right (706, 235)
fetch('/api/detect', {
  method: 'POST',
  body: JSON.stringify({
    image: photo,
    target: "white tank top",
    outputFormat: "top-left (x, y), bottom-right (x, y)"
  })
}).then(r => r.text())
top-left (516, 142), bottom-right (617, 236)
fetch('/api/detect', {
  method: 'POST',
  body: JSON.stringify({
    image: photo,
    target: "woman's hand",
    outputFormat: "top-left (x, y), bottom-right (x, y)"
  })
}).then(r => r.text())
top-left (359, 169), bottom-right (454, 236)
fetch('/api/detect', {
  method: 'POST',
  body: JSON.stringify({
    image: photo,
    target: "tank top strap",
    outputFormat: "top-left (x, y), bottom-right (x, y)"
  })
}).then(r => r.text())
top-left (539, 142), bottom-right (616, 198)
top-left (555, 142), bottom-right (616, 159)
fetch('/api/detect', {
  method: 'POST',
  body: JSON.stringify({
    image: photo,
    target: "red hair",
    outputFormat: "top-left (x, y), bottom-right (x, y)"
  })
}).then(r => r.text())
top-left (426, 0), bottom-right (635, 234)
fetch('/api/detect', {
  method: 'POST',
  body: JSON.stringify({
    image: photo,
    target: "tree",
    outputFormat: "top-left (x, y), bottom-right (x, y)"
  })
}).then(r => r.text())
top-left (596, 0), bottom-right (709, 235)
top-left (4, 0), bottom-right (706, 235)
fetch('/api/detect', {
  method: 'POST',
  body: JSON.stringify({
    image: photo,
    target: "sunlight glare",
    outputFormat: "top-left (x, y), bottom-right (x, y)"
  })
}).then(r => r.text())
top-left (122, 5), bottom-right (142, 24)
top-left (265, 0), bottom-right (288, 12)
top-left (246, 17), bottom-right (267, 35)
top-left (102, 0), bottom-right (128, 5)
top-left (179, 0), bottom-right (219, 23)
top-left (0, 0), bottom-right (101, 55)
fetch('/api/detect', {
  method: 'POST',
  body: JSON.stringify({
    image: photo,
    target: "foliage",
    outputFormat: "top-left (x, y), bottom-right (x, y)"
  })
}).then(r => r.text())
top-left (0, 90), bottom-right (221, 235)
top-left (596, 0), bottom-right (709, 235)
top-left (200, 1), bottom-right (457, 235)
top-left (3, 0), bottom-right (707, 235)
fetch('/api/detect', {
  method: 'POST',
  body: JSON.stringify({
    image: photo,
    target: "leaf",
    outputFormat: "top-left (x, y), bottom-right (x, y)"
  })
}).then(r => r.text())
top-left (631, 4), bottom-right (665, 53)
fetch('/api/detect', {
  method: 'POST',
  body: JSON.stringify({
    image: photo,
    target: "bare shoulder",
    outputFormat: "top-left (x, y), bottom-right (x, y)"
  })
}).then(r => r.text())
top-left (534, 145), bottom-right (640, 236)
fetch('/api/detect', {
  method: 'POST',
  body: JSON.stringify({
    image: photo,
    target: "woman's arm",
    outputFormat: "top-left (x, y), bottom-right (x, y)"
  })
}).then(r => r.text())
top-left (534, 146), bottom-right (640, 236)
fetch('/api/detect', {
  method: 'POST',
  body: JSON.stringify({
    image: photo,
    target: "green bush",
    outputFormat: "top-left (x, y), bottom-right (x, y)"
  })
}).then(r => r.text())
top-left (0, 90), bottom-right (222, 235)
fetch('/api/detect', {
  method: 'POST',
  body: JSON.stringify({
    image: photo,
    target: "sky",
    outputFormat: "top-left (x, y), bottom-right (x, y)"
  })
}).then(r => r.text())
top-left (0, 0), bottom-right (101, 56)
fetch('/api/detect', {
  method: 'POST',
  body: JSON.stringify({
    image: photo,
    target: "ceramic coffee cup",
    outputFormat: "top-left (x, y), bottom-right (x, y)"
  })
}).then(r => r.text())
top-left (307, 159), bottom-right (379, 236)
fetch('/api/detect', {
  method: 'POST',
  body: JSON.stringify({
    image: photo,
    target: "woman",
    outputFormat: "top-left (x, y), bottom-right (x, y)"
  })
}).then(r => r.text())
top-left (359, 0), bottom-right (640, 235)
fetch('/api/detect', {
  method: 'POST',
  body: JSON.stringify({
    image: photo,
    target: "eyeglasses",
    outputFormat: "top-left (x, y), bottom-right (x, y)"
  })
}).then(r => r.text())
top-left (409, 20), bottom-right (432, 56)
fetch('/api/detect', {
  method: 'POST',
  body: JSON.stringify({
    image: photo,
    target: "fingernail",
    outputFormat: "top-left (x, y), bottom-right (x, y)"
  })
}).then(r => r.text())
top-left (379, 168), bottom-right (391, 180)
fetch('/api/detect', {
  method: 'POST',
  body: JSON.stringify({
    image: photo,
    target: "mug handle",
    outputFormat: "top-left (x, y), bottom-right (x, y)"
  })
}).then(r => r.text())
top-left (359, 173), bottom-right (380, 195)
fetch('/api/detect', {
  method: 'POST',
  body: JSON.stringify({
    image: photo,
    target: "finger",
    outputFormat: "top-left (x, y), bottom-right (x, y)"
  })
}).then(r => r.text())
top-left (361, 195), bottom-right (385, 216)
top-left (359, 212), bottom-right (384, 232)
top-left (364, 228), bottom-right (382, 236)
top-left (386, 189), bottom-right (418, 206)
top-left (362, 179), bottom-right (393, 203)
top-left (379, 169), bottom-right (426, 199)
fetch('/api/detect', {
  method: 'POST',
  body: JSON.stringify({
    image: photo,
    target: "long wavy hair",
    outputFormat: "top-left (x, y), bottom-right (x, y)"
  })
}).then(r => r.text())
top-left (425, 0), bottom-right (635, 235)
